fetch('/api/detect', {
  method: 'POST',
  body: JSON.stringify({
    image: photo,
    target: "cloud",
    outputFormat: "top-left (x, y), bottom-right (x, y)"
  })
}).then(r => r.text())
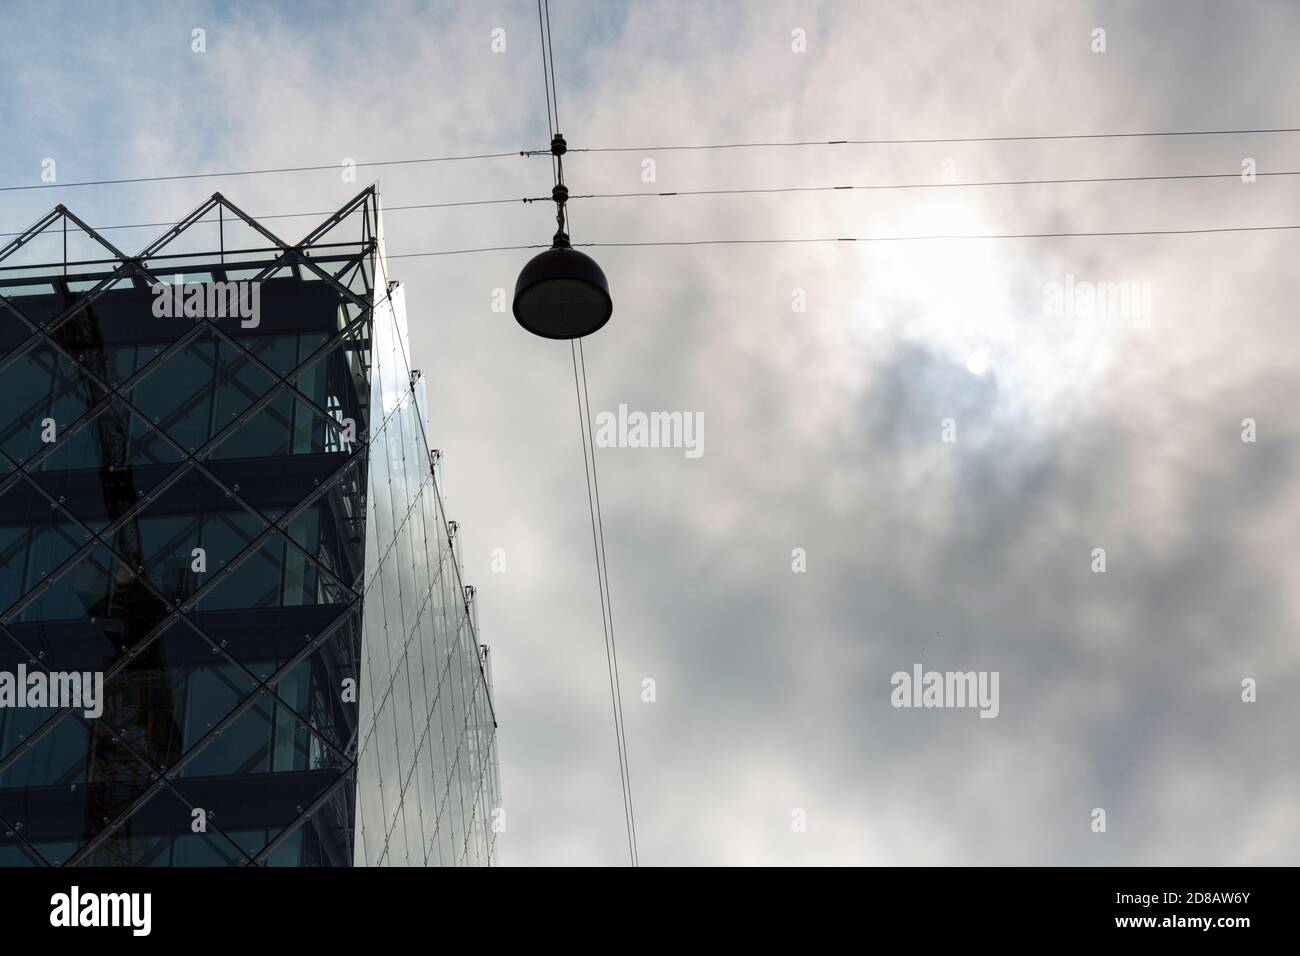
top-left (1, 0), bottom-right (1296, 866)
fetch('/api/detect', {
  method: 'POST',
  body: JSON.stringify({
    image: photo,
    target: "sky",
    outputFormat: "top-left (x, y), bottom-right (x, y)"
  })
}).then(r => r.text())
top-left (1, 0), bottom-right (1297, 866)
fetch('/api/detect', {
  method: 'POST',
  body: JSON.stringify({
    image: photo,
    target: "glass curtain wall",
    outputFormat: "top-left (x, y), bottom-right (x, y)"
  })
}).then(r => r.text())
top-left (0, 188), bottom-right (497, 866)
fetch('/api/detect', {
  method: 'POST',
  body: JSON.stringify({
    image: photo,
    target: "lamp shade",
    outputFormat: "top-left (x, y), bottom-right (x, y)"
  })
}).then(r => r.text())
top-left (512, 243), bottom-right (613, 339)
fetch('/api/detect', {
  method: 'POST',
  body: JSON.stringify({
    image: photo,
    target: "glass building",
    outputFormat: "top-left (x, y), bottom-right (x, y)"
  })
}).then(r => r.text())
top-left (0, 187), bottom-right (499, 866)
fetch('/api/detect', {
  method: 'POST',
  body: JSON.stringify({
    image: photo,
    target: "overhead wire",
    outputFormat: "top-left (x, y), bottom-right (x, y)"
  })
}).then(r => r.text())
top-left (574, 337), bottom-right (639, 869)
top-left (575, 223), bottom-right (1300, 246)
top-left (562, 126), bottom-right (1300, 153)
top-left (6, 165), bottom-right (1299, 242)
top-left (2, 126), bottom-right (1297, 194)
top-left (535, 0), bottom-right (639, 868)
top-left (0, 196), bottom-right (549, 240)
top-left (0, 151), bottom-right (523, 192)
top-left (564, 168), bottom-right (1300, 199)
top-left (5, 222), bottom-right (1296, 266)
top-left (377, 222), bottom-right (1300, 258)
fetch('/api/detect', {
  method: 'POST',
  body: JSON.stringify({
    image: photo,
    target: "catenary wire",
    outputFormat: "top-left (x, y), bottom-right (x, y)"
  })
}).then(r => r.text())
top-left (12, 223), bottom-right (1288, 267)
top-left (575, 224), bottom-right (1300, 246)
top-left (15, 223), bottom-right (1288, 265)
top-left (561, 126), bottom-right (1300, 153)
top-left (377, 222), bottom-right (1300, 258)
top-left (6, 167), bottom-right (1298, 241)
top-left (0, 152), bottom-right (524, 193)
top-left (564, 168), bottom-right (1300, 199)
top-left (4, 126), bottom-right (1297, 193)
top-left (0, 197), bottom-right (550, 239)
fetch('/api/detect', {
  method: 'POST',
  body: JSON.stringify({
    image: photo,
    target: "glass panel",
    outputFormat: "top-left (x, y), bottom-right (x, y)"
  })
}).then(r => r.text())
top-left (407, 485), bottom-right (429, 591)
top-left (0, 276), bottom-right (80, 329)
top-left (128, 329), bottom-right (275, 454)
top-left (27, 399), bottom-right (184, 531)
top-left (0, 827), bottom-right (42, 867)
top-left (373, 688), bottom-right (401, 836)
top-left (391, 652), bottom-right (415, 783)
top-left (187, 603), bottom-right (350, 684)
top-left (379, 548), bottom-right (404, 671)
top-left (80, 785), bottom-right (246, 866)
top-left (177, 662), bottom-right (259, 760)
top-left (407, 605), bottom-right (432, 729)
top-left (172, 706), bottom-right (348, 862)
top-left (14, 542), bottom-right (171, 637)
top-left (281, 458), bottom-right (365, 592)
top-left (203, 385), bottom-right (349, 462)
top-left (0, 631), bottom-right (64, 765)
top-left (49, 289), bottom-right (189, 387)
top-left (0, 713), bottom-right (169, 865)
top-left (92, 620), bottom-right (207, 777)
top-left (386, 401), bottom-right (410, 537)
top-left (393, 518), bottom-right (416, 646)
top-left (0, 306), bottom-right (37, 365)
top-left (190, 531), bottom-right (351, 612)
top-left (386, 801), bottom-right (409, 867)
top-left (289, 317), bottom-right (370, 428)
top-left (359, 585), bottom-right (386, 737)
top-left (0, 477), bottom-right (84, 616)
top-left (200, 389), bottom-right (353, 523)
top-left (242, 334), bottom-right (300, 379)
top-left (268, 623), bottom-right (357, 757)
top-left (0, 340), bottom-right (105, 466)
top-left (367, 419), bottom-right (392, 556)
top-left (436, 809), bottom-right (454, 868)
top-left (416, 732), bottom-right (437, 858)
top-left (118, 465), bottom-right (267, 604)
top-left (178, 685), bottom-right (343, 778)
top-left (355, 736), bottom-right (384, 866)
top-left (399, 395), bottom-right (426, 498)
top-left (402, 795), bottom-right (422, 866)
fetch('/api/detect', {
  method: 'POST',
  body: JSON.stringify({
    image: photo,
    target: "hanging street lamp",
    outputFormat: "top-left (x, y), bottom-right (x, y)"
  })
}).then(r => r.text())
top-left (512, 134), bottom-right (613, 339)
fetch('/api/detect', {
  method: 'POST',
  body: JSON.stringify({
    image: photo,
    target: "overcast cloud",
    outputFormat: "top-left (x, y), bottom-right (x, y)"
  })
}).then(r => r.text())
top-left (2, 0), bottom-right (1297, 865)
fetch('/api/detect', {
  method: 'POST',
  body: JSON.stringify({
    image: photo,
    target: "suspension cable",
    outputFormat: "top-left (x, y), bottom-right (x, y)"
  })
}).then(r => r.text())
top-left (537, 0), bottom-right (639, 867)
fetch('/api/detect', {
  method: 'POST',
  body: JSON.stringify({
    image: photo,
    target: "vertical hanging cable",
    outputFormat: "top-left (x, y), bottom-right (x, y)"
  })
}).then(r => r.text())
top-left (544, 0), bottom-right (560, 131)
top-left (537, 0), bottom-right (639, 867)
top-left (577, 339), bottom-right (638, 865)
top-left (536, 0), bottom-right (559, 183)
top-left (570, 341), bottom-right (638, 867)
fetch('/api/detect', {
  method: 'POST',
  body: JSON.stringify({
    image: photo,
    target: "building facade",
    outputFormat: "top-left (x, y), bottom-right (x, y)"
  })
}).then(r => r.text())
top-left (0, 187), bottom-right (498, 866)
